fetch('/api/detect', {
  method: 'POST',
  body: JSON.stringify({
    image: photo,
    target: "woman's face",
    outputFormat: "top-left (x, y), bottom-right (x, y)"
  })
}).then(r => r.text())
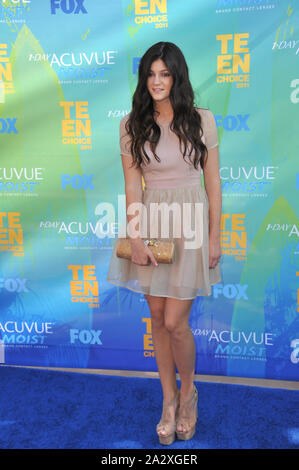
top-left (146, 58), bottom-right (173, 104)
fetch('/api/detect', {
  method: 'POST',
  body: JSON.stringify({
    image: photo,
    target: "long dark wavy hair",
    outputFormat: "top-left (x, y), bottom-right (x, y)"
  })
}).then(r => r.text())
top-left (124, 41), bottom-right (208, 170)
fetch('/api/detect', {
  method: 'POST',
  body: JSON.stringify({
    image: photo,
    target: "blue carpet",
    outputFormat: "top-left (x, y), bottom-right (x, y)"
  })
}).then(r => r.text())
top-left (0, 366), bottom-right (298, 449)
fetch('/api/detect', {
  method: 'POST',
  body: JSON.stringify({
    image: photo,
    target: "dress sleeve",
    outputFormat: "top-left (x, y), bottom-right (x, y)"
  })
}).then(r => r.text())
top-left (199, 108), bottom-right (219, 150)
top-left (119, 114), bottom-right (132, 157)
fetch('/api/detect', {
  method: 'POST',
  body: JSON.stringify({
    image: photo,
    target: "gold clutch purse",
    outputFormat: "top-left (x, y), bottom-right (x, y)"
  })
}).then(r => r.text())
top-left (116, 238), bottom-right (175, 264)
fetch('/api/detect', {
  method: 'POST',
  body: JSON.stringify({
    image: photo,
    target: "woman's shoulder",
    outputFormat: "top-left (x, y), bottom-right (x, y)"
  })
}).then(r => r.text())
top-left (120, 112), bottom-right (132, 125)
top-left (119, 112), bottom-right (131, 136)
top-left (194, 107), bottom-right (216, 129)
top-left (194, 106), bottom-right (214, 119)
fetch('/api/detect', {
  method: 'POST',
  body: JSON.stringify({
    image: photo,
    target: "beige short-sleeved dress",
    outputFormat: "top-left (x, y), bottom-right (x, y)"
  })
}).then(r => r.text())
top-left (106, 107), bottom-right (222, 299)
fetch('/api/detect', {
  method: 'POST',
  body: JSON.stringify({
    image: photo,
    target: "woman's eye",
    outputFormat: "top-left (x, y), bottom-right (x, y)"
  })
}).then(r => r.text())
top-left (148, 72), bottom-right (170, 77)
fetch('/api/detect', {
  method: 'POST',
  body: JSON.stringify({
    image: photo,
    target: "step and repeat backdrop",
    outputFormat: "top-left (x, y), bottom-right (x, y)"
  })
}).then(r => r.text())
top-left (0, 0), bottom-right (298, 381)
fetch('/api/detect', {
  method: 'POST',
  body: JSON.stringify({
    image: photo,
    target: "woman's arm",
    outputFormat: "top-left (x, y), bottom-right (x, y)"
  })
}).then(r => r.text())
top-left (121, 155), bottom-right (158, 266)
top-left (121, 155), bottom-right (143, 240)
top-left (203, 145), bottom-right (222, 268)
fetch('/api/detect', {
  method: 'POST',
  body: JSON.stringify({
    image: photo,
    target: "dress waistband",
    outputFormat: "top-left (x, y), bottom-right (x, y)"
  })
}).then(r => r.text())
top-left (144, 177), bottom-right (203, 191)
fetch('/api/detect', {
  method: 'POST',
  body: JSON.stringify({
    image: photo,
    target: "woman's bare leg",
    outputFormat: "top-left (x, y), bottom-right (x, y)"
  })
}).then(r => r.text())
top-left (144, 294), bottom-right (178, 400)
top-left (164, 297), bottom-right (197, 433)
top-left (144, 293), bottom-right (179, 438)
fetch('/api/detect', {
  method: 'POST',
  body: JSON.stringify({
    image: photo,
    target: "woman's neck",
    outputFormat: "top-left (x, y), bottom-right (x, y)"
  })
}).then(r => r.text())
top-left (153, 99), bottom-right (173, 122)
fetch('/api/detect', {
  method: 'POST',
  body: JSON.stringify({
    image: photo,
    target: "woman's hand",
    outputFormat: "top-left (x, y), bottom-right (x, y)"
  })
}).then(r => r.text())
top-left (130, 238), bottom-right (158, 267)
top-left (209, 235), bottom-right (221, 268)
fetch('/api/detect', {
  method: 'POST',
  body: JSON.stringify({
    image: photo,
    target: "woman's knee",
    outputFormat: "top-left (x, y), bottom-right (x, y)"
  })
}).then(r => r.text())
top-left (150, 308), bottom-right (165, 328)
top-left (144, 295), bottom-right (166, 328)
top-left (163, 298), bottom-right (193, 334)
top-left (164, 313), bottom-right (189, 335)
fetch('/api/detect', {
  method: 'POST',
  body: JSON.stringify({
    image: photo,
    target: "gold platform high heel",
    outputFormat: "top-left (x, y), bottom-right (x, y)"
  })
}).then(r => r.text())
top-left (156, 389), bottom-right (180, 446)
top-left (176, 385), bottom-right (198, 441)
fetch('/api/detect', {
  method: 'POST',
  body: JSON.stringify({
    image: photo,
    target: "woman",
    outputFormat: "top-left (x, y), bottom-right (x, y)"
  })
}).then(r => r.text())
top-left (106, 42), bottom-right (222, 445)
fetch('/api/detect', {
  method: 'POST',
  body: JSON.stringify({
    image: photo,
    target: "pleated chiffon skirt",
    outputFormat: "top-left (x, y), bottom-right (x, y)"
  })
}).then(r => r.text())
top-left (106, 183), bottom-right (222, 300)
